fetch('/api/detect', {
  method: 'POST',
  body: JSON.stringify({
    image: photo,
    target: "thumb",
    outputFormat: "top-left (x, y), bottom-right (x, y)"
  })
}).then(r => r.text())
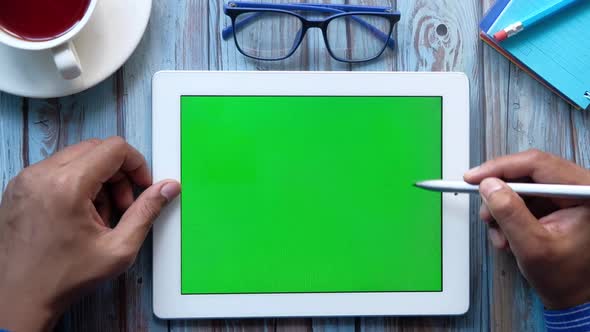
top-left (480, 178), bottom-right (546, 256)
top-left (113, 180), bottom-right (181, 250)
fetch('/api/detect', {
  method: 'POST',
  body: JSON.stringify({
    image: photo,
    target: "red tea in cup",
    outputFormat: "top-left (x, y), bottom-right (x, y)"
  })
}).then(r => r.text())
top-left (0, 0), bottom-right (91, 41)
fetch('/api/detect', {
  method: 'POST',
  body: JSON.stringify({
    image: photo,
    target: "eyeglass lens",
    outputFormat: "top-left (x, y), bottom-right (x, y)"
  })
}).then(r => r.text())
top-left (326, 15), bottom-right (392, 62)
top-left (234, 12), bottom-right (303, 60)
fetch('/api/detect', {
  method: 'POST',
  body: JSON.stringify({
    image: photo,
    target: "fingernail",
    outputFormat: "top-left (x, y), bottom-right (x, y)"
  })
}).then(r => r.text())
top-left (480, 178), bottom-right (504, 200)
top-left (464, 166), bottom-right (481, 177)
top-left (160, 182), bottom-right (181, 201)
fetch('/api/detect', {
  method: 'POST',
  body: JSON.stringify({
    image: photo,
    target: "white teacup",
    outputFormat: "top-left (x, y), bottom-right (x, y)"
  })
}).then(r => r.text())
top-left (0, 0), bottom-right (98, 80)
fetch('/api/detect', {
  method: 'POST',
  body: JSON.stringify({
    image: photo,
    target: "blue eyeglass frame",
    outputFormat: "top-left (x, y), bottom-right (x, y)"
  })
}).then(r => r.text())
top-left (222, 2), bottom-right (401, 63)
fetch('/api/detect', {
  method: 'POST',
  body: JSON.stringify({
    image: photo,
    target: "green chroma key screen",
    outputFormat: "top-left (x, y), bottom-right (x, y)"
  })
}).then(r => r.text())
top-left (181, 96), bottom-right (442, 294)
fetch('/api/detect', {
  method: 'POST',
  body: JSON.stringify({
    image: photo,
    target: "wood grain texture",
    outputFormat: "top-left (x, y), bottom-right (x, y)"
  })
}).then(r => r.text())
top-left (572, 111), bottom-right (590, 169)
top-left (497, 65), bottom-right (574, 332)
top-left (0, 94), bottom-right (24, 187)
top-left (0, 0), bottom-right (587, 331)
top-left (479, 1), bottom-right (514, 331)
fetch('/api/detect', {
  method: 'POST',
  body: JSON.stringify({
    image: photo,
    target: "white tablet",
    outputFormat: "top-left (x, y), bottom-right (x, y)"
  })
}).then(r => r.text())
top-left (152, 71), bottom-right (470, 319)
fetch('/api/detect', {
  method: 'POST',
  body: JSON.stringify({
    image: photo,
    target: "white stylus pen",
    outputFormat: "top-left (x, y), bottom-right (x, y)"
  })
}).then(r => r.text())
top-left (415, 180), bottom-right (590, 199)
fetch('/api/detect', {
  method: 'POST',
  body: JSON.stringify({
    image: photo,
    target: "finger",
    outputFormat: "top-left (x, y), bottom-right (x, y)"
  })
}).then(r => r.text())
top-left (479, 178), bottom-right (548, 257)
top-left (539, 205), bottom-right (590, 235)
top-left (94, 188), bottom-right (112, 227)
top-left (108, 171), bottom-right (127, 184)
top-left (110, 180), bottom-right (180, 251)
top-left (464, 150), bottom-right (590, 185)
top-left (488, 228), bottom-right (508, 250)
top-left (479, 203), bottom-right (494, 224)
top-left (49, 139), bottom-right (103, 166)
top-left (69, 137), bottom-right (152, 196)
top-left (109, 175), bottom-right (134, 211)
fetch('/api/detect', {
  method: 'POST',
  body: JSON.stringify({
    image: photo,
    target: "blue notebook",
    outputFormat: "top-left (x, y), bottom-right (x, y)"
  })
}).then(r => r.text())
top-left (480, 0), bottom-right (590, 111)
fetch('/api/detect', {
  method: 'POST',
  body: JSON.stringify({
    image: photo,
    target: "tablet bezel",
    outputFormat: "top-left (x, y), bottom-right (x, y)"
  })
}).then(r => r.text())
top-left (152, 71), bottom-right (470, 319)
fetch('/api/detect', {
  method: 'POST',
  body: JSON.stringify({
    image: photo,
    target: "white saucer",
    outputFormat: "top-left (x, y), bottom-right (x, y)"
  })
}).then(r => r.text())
top-left (0, 0), bottom-right (152, 98)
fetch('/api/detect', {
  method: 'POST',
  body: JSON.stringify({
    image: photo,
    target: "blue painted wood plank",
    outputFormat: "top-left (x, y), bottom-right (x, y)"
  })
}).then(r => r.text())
top-left (506, 68), bottom-right (575, 158)
top-left (177, 1), bottom-right (213, 70)
top-left (313, 317), bottom-right (356, 332)
top-left (481, 18), bottom-right (512, 332)
top-left (480, 1), bottom-right (510, 330)
top-left (25, 80), bottom-right (119, 164)
top-left (499, 66), bottom-right (574, 332)
top-left (0, 94), bottom-right (24, 188)
top-left (572, 111), bottom-right (590, 169)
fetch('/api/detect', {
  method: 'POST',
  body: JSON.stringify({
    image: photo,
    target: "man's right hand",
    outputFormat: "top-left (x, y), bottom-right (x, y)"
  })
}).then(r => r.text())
top-left (464, 149), bottom-right (590, 310)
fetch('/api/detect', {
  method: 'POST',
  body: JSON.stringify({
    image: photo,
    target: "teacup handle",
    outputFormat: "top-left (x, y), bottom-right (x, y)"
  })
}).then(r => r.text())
top-left (51, 41), bottom-right (82, 80)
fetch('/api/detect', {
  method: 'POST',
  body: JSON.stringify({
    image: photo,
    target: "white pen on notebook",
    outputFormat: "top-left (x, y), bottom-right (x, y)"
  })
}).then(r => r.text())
top-left (415, 180), bottom-right (590, 199)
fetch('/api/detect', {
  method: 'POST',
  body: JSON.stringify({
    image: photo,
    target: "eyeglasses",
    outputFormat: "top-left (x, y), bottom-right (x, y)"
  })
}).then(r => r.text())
top-left (222, 2), bottom-right (401, 63)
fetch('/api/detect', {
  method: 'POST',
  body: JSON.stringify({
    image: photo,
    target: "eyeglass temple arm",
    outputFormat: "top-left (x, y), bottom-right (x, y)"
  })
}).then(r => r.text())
top-left (222, 3), bottom-right (396, 49)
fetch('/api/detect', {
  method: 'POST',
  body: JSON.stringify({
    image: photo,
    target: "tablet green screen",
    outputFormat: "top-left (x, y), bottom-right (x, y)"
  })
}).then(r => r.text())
top-left (181, 96), bottom-right (442, 294)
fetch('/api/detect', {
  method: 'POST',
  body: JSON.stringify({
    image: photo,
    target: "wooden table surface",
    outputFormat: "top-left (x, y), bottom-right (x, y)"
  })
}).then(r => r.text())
top-left (1, 0), bottom-right (589, 331)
